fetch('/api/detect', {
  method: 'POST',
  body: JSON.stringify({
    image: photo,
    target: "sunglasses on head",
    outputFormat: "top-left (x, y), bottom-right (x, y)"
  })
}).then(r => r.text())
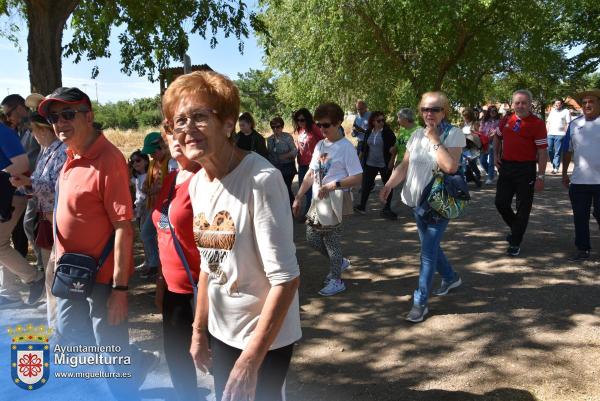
top-left (46, 108), bottom-right (89, 124)
top-left (316, 122), bottom-right (333, 129)
top-left (420, 107), bottom-right (443, 114)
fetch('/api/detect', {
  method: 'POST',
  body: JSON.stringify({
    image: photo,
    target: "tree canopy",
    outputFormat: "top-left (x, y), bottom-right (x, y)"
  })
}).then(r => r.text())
top-left (258, 0), bottom-right (600, 114)
top-left (0, 0), bottom-right (264, 94)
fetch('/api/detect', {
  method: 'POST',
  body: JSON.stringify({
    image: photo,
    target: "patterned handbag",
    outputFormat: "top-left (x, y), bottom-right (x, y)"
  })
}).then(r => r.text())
top-left (426, 171), bottom-right (470, 219)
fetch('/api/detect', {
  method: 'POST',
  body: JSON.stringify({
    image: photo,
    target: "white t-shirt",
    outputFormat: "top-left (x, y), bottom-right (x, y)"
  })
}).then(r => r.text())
top-left (188, 152), bottom-right (302, 350)
top-left (567, 116), bottom-right (600, 184)
top-left (309, 137), bottom-right (363, 195)
top-left (401, 126), bottom-right (466, 208)
top-left (546, 108), bottom-right (571, 136)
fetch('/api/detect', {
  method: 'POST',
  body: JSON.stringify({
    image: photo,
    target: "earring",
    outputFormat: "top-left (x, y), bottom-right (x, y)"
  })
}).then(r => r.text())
top-left (226, 131), bottom-right (231, 138)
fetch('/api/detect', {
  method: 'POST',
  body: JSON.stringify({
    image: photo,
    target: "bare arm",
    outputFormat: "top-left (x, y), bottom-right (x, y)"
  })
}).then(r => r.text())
top-left (380, 150), bottom-right (409, 202)
top-left (562, 151), bottom-right (572, 188)
top-left (190, 271), bottom-right (211, 372)
top-left (4, 154), bottom-right (29, 176)
top-left (107, 220), bottom-right (134, 326)
top-left (537, 147), bottom-right (548, 176)
top-left (493, 135), bottom-right (502, 169)
top-left (222, 277), bottom-right (300, 401)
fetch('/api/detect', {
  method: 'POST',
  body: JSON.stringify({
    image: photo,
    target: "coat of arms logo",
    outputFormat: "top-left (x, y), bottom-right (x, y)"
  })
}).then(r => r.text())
top-left (8, 324), bottom-right (52, 390)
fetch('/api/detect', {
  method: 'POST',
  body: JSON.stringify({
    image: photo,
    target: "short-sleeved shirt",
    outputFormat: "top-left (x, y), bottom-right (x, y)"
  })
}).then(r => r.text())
top-left (55, 134), bottom-right (134, 285)
top-left (546, 108), bottom-right (571, 136)
top-left (29, 139), bottom-right (67, 213)
top-left (189, 152), bottom-right (301, 350)
top-left (266, 132), bottom-right (297, 167)
top-left (309, 137), bottom-right (363, 196)
top-left (395, 125), bottom-right (419, 163)
top-left (352, 112), bottom-right (371, 142)
top-left (296, 125), bottom-right (324, 166)
top-left (401, 126), bottom-right (466, 208)
top-left (498, 113), bottom-right (547, 161)
top-left (0, 124), bottom-right (25, 170)
top-left (565, 116), bottom-right (600, 184)
top-left (152, 171), bottom-right (200, 294)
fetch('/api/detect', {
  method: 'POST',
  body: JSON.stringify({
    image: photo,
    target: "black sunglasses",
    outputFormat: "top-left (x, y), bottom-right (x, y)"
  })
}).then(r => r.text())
top-left (316, 122), bottom-right (333, 129)
top-left (421, 107), bottom-right (443, 114)
top-left (47, 108), bottom-right (89, 124)
top-left (375, 118), bottom-right (385, 123)
top-left (5, 105), bottom-right (19, 118)
top-left (295, 117), bottom-right (306, 122)
top-left (271, 124), bottom-right (283, 129)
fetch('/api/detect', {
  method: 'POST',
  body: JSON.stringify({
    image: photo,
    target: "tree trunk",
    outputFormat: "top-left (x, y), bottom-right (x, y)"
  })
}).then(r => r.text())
top-left (25, 0), bottom-right (80, 95)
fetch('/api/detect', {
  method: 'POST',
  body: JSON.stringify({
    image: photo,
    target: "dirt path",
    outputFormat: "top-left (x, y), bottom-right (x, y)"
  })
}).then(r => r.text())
top-left (124, 169), bottom-right (600, 401)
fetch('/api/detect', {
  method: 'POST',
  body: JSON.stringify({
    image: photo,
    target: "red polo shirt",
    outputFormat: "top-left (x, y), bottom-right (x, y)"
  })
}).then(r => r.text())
top-left (55, 134), bottom-right (134, 284)
top-left (498, 113), bottom-right (547, 162)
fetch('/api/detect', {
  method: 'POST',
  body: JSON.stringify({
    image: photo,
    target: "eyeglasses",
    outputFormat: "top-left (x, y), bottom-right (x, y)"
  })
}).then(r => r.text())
top-left (131, 159), bottom-right (143, 164)
top-left (489, 108), bottom-right (498, 112)
top-left (375, 118), bottom-right (385, 123)
top-left (295, 118), bottom-right (306, 122)
top-left (46, 108), bottom-right (89, 124)
top-left (171, 108), bottom-right (217, 135)
top-left (271, 125), bottom-right (283, 129)
top-left (420, 107), bottom-right (443, 114)
top-left (316, 122), bottom-right (333, 129)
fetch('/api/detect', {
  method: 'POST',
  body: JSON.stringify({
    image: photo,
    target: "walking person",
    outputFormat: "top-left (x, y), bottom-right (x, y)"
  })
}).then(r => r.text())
top-left (561, 89), bottom-right (600, 262)
top-left (352, 99), bottom-right (371, 159)
top-left (163, 70), bottom-right (302, 401)
top-left (235, 111), bottom-right (269, 159)
top-left (293, 102), bottom-right (363, 296)
top-left (294, 108), bottom-right (323, 219)
top-left (152, 124), bottom-right (202, 401)
top-left (266, 116), bottom-right (297, 206)
top-left (353, 111), bottom-right (397, 219)
top-left (37, 87), bottom-right (158, 399)
top-left (380, 91), bottom-right (465, 323)
top-left (0, 122), bottom-right (45, 308)
top-left (546, 98), bottom-right (571, 174)
top-left (9, 97), bottom-right (67, 324)
top-left (494, 89), bottom-right (548, 256)
top-left (480, 105), bottom-right (500, 184)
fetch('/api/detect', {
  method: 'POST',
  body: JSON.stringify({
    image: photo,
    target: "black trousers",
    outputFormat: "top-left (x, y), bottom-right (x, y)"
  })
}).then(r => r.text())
top-left (359, 164), bottom-right (392, 209)
top-left (494, 160), bottom-right (537, 246)
top-left (211, 334), bottom-right (294, 401)
top-left (162, 289), bottom-right (198, 401)
top-left (569, 184), bottom-right (600, 251)
top-left (275, 163), bottom-right (296, 206)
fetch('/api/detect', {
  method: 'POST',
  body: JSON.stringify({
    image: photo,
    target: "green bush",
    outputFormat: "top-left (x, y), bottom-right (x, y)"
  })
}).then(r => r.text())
top-left (93, 95), bottom-right (162, 130)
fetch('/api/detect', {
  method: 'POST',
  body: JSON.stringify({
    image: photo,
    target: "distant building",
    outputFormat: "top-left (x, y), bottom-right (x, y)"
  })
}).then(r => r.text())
top-left (159, 64), bottom-right (213, 94)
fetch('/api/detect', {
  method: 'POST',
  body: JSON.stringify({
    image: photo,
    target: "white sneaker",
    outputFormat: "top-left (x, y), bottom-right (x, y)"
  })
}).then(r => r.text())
top-left (318, 279), bottom-right (346, 296)
top-left (324, 258), bottom-right (351, 284)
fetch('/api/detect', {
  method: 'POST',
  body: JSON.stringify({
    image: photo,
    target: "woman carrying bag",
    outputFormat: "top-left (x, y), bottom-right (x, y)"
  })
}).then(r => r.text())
top-left (380, 92), bottom-right (465, 323)
top-left (152, 125), bottom-right (201, 401)
top-left (292, 102), bottom-right (362, 297)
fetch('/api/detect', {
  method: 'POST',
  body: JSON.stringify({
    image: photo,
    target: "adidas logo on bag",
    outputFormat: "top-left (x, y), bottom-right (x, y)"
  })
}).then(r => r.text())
top-left (70, 282), bottom-right (85, 293)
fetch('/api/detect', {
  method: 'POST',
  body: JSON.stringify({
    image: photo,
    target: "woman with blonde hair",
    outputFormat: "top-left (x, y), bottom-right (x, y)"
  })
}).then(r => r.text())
top-left (163, 70), bottom-right (301, 401)
top-left (380, 92), bottom-right (465, 323)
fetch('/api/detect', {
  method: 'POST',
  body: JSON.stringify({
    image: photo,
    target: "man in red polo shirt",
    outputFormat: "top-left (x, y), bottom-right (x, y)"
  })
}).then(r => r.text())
top-left (493, 89), bottom-right (548, 256)
top-left (38, 87), bottom-right (157, 399)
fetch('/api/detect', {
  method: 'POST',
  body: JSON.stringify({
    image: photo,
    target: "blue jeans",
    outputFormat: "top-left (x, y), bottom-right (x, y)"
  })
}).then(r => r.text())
top-left (140, 211), bottom-right (160, 267)
top-left (413, 211), bottom-right (457, 307)
top-left (298, 164), bottom-right (312, 216)
top-left (479, 142), bottom-right (495, 179)
top-left (56, 284), bottom-right (144, 400)
top-left (569, 184), bottom-right (600, 251)
top-left (547, 135), bottom-right (564, 170)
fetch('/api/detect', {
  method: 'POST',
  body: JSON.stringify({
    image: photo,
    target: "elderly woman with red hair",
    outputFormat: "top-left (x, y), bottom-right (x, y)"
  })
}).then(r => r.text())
top-left (162, 70), bottom-right (301, 401)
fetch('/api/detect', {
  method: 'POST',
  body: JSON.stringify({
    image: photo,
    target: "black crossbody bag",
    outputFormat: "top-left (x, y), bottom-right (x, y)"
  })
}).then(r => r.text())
top-left (51, 182), bottom-right (115, 300)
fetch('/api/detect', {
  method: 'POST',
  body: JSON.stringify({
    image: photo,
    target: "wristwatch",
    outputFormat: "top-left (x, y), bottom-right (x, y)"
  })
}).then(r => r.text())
top-left (335, 181), bottom-right (342, 189)
top-left (432, 143), bottom-right (442, 151)
top-left (536, 175), bottom-right (545, 181)
top-left (112, 285), bottom-right (129, 291)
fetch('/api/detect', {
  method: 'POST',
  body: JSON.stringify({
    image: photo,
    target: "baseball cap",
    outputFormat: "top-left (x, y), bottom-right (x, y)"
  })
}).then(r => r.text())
top-left (141, 132), bottom-right (163, 155)
top-left (37, 87), bottom-right (92, 117)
